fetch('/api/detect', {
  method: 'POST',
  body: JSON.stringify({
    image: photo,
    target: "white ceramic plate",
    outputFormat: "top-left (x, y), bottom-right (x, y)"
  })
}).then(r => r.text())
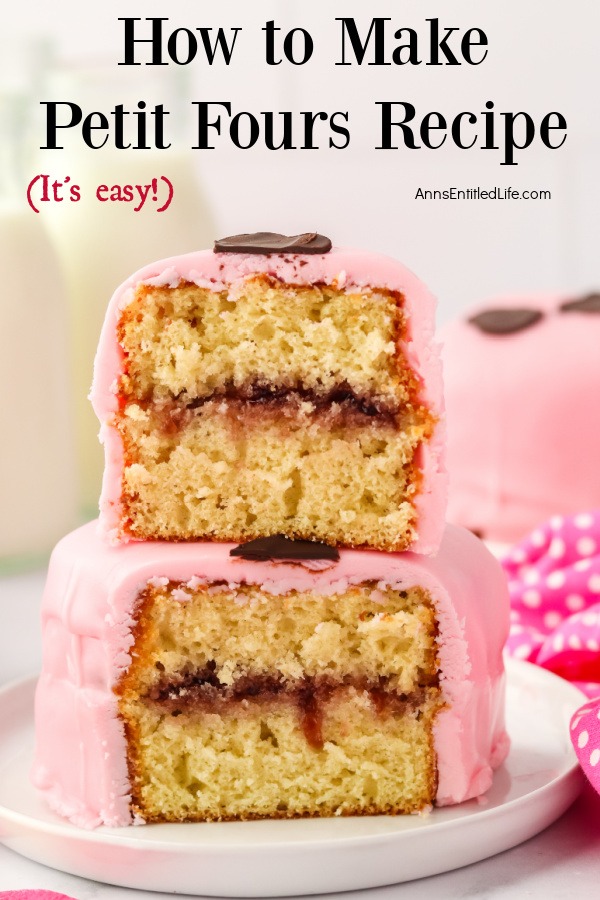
top-left (0, 660), bottom-right (584, 897)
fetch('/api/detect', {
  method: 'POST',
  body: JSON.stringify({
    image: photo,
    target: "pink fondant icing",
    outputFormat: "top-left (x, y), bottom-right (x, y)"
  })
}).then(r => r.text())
top-left (442, 293), bottom-right (600, 543)
top-left (32, 521), bottom-right (509, 827)
top-left (89, 247), bottom-right (446, 554)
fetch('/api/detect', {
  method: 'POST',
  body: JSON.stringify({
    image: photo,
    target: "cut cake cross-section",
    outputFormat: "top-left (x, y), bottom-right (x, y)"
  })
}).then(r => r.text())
top-left (32, 522), bottom-right (509, 827)
top-left (90, 236), bottom-right (446, 552)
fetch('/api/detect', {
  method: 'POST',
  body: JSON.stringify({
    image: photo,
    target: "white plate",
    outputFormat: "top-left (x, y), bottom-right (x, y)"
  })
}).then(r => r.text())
top-left (0, 660), bottom-right (585, 897)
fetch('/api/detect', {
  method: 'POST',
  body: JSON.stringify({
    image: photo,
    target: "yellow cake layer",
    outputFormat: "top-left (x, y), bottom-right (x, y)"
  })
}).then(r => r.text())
top-left (121, 582), bottom-right (438, 697)
top-left (118, 400), bottom-right (429, 549)
top-left (122, 688), bottom-right (441, 821)
top-left (118, 277), bottom-right (412, 408)
top-left (118, 583), bottom-right (441, 821)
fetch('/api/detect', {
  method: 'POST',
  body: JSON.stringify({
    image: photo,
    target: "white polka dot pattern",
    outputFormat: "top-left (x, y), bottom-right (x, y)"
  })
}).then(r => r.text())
top-left (549, 538), bottom-right (566, 559)
top-left (566, 594), bottom-right (585, 612)
top-left (571, 699), bottom-right (600, 792)
top-left (577, 537), bottom-right (597, 557)
top-left (503, 509), bottom-right (600, 797)
top-left (547, 570), bottom-right (566, 589)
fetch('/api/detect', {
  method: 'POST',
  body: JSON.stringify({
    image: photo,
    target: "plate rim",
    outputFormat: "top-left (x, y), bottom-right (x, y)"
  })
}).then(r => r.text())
top-left (0, 658), bottom-right (585, 854)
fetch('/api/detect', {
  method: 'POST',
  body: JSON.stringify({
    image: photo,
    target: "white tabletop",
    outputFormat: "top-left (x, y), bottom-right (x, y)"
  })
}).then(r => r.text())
top-left (1, 566), bottom-right (599, 899)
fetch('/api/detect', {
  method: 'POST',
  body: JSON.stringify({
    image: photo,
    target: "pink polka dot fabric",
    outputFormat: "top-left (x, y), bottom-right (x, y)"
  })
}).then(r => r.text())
top-left (502, 509), bottom-right (600, 792)
top-left (0, 893), bottom-right (78, 900)
top-left (503, 510), bottom-right (600, 692)
top-left (570, 699), bottom-right (600, 790)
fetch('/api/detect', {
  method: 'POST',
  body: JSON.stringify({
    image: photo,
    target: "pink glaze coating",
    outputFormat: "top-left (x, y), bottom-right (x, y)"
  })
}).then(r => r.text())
top-left (89, 247), bottom-right (446, 554)
top-left (32, 521), bottom-right (509, 828)
top-left (442, 293), bottom-right (600, 544)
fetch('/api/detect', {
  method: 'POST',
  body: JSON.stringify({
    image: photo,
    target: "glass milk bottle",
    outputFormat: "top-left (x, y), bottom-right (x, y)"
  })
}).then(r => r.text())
top-left (39, 64), bottom-right (216, 516)
top-left (0, 94), bottom-right (78, 570)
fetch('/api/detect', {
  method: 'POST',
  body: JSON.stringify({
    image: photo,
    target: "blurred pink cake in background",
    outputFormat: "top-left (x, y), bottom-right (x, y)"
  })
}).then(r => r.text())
top-left (442, 292), bottom-right (600, 544)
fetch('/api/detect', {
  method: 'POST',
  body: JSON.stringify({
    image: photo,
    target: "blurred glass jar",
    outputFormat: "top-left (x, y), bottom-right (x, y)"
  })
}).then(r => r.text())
top-left (0, 93), bottom-right (78, 571)
top-left (37, 63), bottom-right (216, 516)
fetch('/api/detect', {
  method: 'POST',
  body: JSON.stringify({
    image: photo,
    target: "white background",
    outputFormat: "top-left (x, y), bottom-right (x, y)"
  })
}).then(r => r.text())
top-left (3, 0), bottom-right (599, 321)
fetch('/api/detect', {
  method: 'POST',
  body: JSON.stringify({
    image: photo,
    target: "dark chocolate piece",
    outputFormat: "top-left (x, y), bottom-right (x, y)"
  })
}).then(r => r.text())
top-left (560, 293), bottom-right (600, 314)
top-left (184, 381), bottom-right (398, 418)
top-left (214, 232), bottom-right (332, 255)
top-left (468, 308), bottom-right (543, 335)
top-left (230, 534), bottom-right (339, 562)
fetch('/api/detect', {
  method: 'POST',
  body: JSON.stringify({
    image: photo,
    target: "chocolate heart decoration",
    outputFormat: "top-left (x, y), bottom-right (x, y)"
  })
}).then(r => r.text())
top-left (214, 232), bottom-right (332, 255)
top-left (230, 535), bottom-right (339, 562)
top-left (468, 308), bottom-right (543, 335)
top-left (560, 293), bottom-right (600, 313)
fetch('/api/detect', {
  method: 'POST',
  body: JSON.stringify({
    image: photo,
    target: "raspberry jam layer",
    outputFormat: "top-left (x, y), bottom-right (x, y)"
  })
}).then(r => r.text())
top-left (144, 667), bottom-right (438, 750)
